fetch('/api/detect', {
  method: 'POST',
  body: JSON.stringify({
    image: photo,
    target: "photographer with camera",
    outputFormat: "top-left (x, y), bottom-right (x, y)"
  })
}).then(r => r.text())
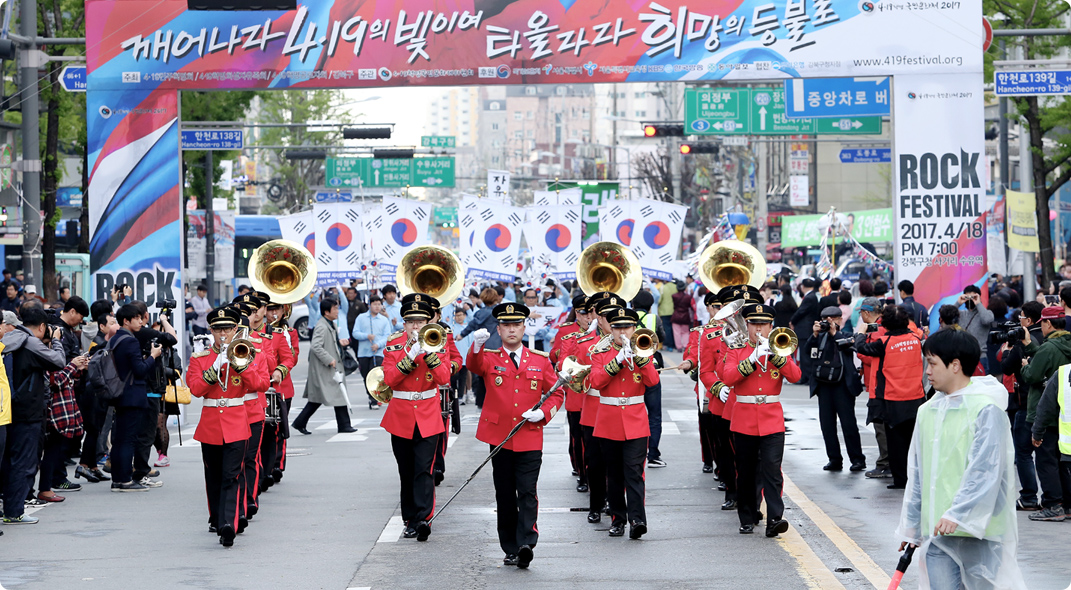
top-left (998, 301), bottom-right (1044, 511)
top-left (128, 300), bottom-right (178, 486)
top-left (957, 286), bottom-right (994, 372)
top-left (111, 283), bottom-right (133, 310)
top-left (1018, 306), bottom-right (1071, 522)
top-left (805, 307), bottom-right (866, 473)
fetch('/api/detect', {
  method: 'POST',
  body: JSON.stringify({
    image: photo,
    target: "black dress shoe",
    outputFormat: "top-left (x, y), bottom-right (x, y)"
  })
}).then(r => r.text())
top-left (628, 521), bottom-right (647, 539)
top-left (571, 469), bottom-right (579, 477)
top-left (576, 483), bottom-right (589, 493)
top-left (755, 511), bottom-right (763, 525)
top-left (739, 524), bottom-right (755, 534)
top-left (608, 522), bottom-right (625, 537)
top-left (434, 471), bottom-right (445, 486)
top-left (766, 519), bottom-right (790, 538)
top-left (247, 505), bottom-right (258, 518)
top-left (721, 499), bottom-right (738, 511)
top-left (75, 465), bottom-right (101, 483)
top-left (603, 504), bottom-right (611, 516)
top-left (823, 462), bottom-right (843, 471)
top-left (586, 511), bottom-right (601, 523)
top-left (219, 524), bottom-right (236, 547)
top-left (208, 525), bottom-right (217, 534)
top-left (717, 482), bottom-right (727, 491)
top-left (503, 553), bottom-right (518, 566)
top-left (415, 520), bottom-right (431, 542)
top-left (403, 526), bottom-right (418, 539)
top-left (90, 468), bottom-right (110, 482)
top-left (237, 517), bottom-right (248, 534)
top-left (272, 468), bottom-right (284, 483)
top-left (338, 426), bottom-right (358, 433)
top-left (293, 424), bottom-right (311, 435)
top-left (702, 463), bottom-right (714, 474)
top-left (850, 462), bottom-right (867, 472)
top-left (517, 545), bottom-right (534, 568)
top-left (887, 483), bottom-right (906, 490)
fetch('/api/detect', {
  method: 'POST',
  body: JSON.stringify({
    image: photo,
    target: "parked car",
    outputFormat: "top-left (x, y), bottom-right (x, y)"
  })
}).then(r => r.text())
top-left (289, 303), bottom-right (311, 341)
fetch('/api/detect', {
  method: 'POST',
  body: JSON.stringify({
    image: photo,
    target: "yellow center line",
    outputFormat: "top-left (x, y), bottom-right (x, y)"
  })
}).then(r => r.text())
top-left (776, 517), bottom-right (850, 589)
top-left (783, 474), bottom-right (892, 590)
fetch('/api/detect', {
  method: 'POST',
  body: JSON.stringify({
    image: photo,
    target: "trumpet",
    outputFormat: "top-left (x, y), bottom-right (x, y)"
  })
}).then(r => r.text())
top-left (768, 327), bottom-right (798, 357)
top-left (630, 328), bottom-right (658, 358)
top-left (226, 327), bottom-right (256, 371)
top-left (416, 324), bottom-right (446, 354)
top-left (365, 367), bottom-right (392, 404)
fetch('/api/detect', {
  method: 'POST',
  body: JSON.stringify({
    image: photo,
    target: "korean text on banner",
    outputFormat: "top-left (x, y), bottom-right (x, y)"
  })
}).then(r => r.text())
top-left (524, 205), bottom-right (583, 280)
top-left (1006, 189), bottom-right (1039, 253)
top-left (780, 209), bottom-right (894, 247)
top-left (893, 73), bottom-right (987, 327)
top-left (789, 176), bottom-right (809, 207)
top-left (460, 196), bottom-right (525, 282)
top-left (487, 170), bottom-right (511, 203)
top-left (313, 203), bottom-right (364, 286)
top-left (377, 197), bottom-right (431, 271)
top-left (525, 306), bottom-right (565, 337)
top-left (278, 211), bottom-right (316, 256)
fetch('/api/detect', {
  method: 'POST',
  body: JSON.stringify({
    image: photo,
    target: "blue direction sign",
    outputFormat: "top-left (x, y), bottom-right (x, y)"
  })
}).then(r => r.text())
top-left (994, 70), bottom-right (1071, 96)
top-left (314, 190), bottom-right (353, 203)
top-left (839, 148), bottom-right (891, 163)
top-left (784, 77), bottom-right (890, 119)
top-left (179, 129), bottom-right (243, 150)
top-left (59, 66), bottom-right (86, 92)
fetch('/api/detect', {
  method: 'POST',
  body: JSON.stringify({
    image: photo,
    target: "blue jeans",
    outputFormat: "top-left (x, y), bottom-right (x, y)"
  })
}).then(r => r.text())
top-left (644, 383), bottom-right (662, 461)
top-left (1012, 411), bottom-right (1037, 504)
top-left (925, 538), bottom-right (1001, 590)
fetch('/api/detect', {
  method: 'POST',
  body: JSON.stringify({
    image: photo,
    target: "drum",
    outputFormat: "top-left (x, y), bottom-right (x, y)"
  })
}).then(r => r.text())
top-left (265, 388), bottom-right (282, 425)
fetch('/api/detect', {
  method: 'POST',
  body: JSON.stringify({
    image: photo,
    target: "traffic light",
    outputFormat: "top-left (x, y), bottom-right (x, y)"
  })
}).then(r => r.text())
top-left (374, 148), bottom-right (414, 159)
top-left (679, 143), bottom-right (719, 155)
top-left (642, 123), bottom-right (685, 137)
top-left (343, 127), bottom-right (392, 140)
top-left (284, 149), bottom-right (327, 160)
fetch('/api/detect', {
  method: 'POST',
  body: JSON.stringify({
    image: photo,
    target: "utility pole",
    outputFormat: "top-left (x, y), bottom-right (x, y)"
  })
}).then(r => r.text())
top-left (205, 151), bottom-right (216, 304)
top-left (1020, 115), bottom-right (1036, 303)
top-left (756, 142), bottom-right (768, 253)
top-left (19, 0), bottom-right (41, 288)
top-left (999, 40), bottom-right (1011, 285)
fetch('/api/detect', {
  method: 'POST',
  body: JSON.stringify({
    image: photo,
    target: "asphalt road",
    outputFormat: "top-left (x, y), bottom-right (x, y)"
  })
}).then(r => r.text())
top-left (1, 352), bottom-right (1068, 589)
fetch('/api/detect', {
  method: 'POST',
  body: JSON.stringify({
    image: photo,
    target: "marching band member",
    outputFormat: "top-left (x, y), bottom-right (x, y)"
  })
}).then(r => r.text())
top-left (588, 307), bottom-right (659, 539)
top-left (549, 294), bottom-right (586, 365)
top-left (230, 294), bottom-right (272, 523)
top-left (554, 295), bottom-right (593, 492)
top-left (381, 299), bottom-right (452, 542)
top-left (249, 292), bottom-right (294, 499)
top-left (721, 304), bottom-right (801, 537)
top-left (265, 301), bottom-right (299, 484)
top-left (680, 294), bottom-right (717, 475)
top-left (466, 303), bottom-right (564, 568)
top-left (189, 306), bottom-right (268, 547)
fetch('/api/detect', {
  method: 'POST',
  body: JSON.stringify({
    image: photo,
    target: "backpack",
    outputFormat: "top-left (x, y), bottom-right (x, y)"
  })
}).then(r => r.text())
top-left (88, 332), bottom-right (133, 401)
top-left (812, 333), bottom-right (846, 385)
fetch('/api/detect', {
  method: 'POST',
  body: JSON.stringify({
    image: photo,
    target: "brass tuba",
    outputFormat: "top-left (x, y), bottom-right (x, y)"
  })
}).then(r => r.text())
top-left (576, 242), bottom-right (643, 300)
top-left (248, 239), bottom-right (318, 305)
top-left (697, 240), bottom-right (767, 292)
top-left (365, 367), bottom-right (392, 404)
top-left (397, 245), bottom-right (465, 308)
top-left (226, 327), bottom-right (256, 371)
top-left (630, 328), bottom-right (659, 358)
top-left (768, 327), bottom-right (799, 357)
top-left (713, 299), bottom-right (749, 348)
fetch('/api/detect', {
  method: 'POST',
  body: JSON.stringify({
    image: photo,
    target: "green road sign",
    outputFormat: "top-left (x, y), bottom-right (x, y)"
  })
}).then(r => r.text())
top-left (432, 206), bottom-right (457, 226)
top-left (421, 135), bottom-right (456, 149)
top-left (685, 88), bottom-right (882, 136)
top-left (326, 156), bottom-right (455, 188)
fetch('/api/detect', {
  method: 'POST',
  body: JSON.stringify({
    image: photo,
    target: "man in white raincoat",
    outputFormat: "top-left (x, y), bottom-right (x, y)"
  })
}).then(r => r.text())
top-left (896, 328), bottom-right (1026, 590)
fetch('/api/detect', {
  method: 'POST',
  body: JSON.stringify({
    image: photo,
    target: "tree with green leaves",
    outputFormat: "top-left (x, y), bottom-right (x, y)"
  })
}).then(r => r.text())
top-left (986, 0), bottom-right (1071, 288)
top-left (180, 90), bottom-right (261, 207)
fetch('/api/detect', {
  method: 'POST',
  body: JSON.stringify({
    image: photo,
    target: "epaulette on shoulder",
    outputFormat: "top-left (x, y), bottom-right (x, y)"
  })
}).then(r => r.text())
top-left (192, 349), bottom-right (211, 358)
top-left (249, 336), bottom-right (263, 343)
top-left (272, 327), bottom-right (286, 334)
top-left (576, 332), bottom-right (596, 342)
top-left (728, 341), bottom-right (746, 349)
top-left (690, 326), bottom-right (703, 332)
top-left (388, 330), bottom-right (407, 341)
top-left (484, 348), bottom-right (500, 354)
top-left (560, 322), bottom-right (575, 328)
top-left (705, 329), bottom-right (723, 340)
top-left (529, 349), bottom-right (550, 358)
top-left (592, 335), bottom-right (613, 353)
top-left (259, 331), bottom-right (273, 339)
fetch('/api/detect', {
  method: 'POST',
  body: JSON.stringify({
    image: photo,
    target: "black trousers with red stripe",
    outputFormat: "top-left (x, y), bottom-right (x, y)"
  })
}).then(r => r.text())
top-left (490, 446), bottom-right (542, 555)
top-left (734, 431), bottom-right (785, 527)
top-left (581, 424), bottom-right (606, 513)
top-left (601, 436), bottom-right (648, 526)
top-left (259, 419), bottom-right (280, 491)
top-left (276, 398), bottom-right (292, 472)
top-left (202, 440), bottom-right (245, 532)
top-left (241, 421), bottom-right (264, 515)
top-left (698, 410), bottom-right (718, 467)
top-left (567, 411), bottom-right (585, 484)
top-left (714, 416), bottom-right (737, 501)
top-left (391, 426), bottom-right (437, 524)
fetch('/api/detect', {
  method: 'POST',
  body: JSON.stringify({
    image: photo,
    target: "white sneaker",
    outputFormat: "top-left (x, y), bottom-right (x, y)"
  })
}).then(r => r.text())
top-left (154, 455), bottom-right (170, 468)
top-left (139, 477), bottom-right (163, 488)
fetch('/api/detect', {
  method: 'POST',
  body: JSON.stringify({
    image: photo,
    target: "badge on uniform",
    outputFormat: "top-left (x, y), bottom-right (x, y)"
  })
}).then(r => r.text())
top-left (771, 368), bottom-right (780, 380)
top-left (530, 379), bottom-right (538, 390)
top-left (231, 375), bottom-right (242, 386)
top-left (425, 372), bottom-right (433, 381)
top-left (495, 375), bottom-right (503, 386)
top-left (633, 373), bottom-right (642, 383)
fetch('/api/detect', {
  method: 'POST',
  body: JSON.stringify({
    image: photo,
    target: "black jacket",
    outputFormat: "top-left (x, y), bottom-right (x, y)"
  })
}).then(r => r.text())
top-left (791, 291), bottom-right (821, 333)
top-left (2, 326), bottom-right (66, 422)
top-left (112, 329), bottom-right (157, 408)
top-left (1000, 323), bottom-right (1044, 413)
top-left (133, 326), bottom-right (178, 394)
top-left (818, 293), bottom-right (841, 310)
top-left (805, 328), bottom-right (863, 397)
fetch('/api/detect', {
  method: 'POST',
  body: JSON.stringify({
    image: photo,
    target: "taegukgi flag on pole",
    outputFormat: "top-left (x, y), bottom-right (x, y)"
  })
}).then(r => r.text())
top-left (524, 204), bottom-right (583, 280)
top-left (460, 195), bottom-right (525, 282)
top-left (631, 200), bottom-right (688, 280)
top-left (313, 202), bottom-right (364, 286)
top-left (278, 210), bottom-right (316, 256)
top-left (376, 196), bottom-right (431, 271)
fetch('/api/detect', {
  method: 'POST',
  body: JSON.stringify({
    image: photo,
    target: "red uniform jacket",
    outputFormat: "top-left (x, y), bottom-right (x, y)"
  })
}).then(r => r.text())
top-left (555, 330), bottom-right (588, 412)
top-left (190, 347), bottom-right (268, 445)
top-left (443, 326), bottom-right (462, 376)
top-left (696, 325), bottom-right (729, 416)
top-left (273, 326), bottom-right (299, 399)
top-left (587, 341), bottom-right (659, 441)
top-left (380, 331), bottom-right (451, 439)
top-left (550, 322), bottom-right (581, 365)
top-left (721, 342), bottom-right (802, 437)
top-left (575, 332), bottom-right (606, 427)
top-left (467, 346), bottom-right (563, 451)
top-left (243, 329), bottom-right (282, 425)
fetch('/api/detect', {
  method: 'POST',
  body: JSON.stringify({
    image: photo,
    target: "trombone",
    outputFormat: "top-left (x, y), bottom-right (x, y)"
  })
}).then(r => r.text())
top-left (221, 327), bottom-right (257, 391)
top-left (630, 328), bottom-right (658, 358)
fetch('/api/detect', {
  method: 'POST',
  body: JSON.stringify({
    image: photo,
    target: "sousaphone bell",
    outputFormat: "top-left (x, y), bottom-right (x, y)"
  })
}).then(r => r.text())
top-left (248, 239), bottom-right (318, 305)
top-left (697, 240), bottom-right (767, 292)
top-left (576, 241), bottom-right (643, 301)
top-left (397, 245), bottom-right (465, 308)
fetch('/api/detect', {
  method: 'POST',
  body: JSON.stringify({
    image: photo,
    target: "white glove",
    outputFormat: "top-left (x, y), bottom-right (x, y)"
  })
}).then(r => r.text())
top-left (211, 352), bottom-right (227, 372)
top-left (587, 320), bottom-right (598, 334)
top-left (615, 347), bottom-right (628, 364)
top-left (719, 388), bottom-right (729, 403)
top-left (407, 340), bottom-right (424, 360)
top-left (620, 335), bottom-right (632, 353)
top-left (472, 328), bottom-right (490, 351)
top-left (748, 342), bottom-right (770, 364)
top-left (521, 409), bottom-right (545, 423)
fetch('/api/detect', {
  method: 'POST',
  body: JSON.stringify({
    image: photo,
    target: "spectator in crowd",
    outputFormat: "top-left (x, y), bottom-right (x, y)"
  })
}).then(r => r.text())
top-left (0, 268), bottom-right (20, 293)
top-left (898, 280), bottom-right (929, 328)
top-left (110, 304), bottom-right (162, 492)
top-left (75, 307), bottom-right (117, 484)
top-left (522, 289), bottom-right (550, 351)
top-left (189, 285), bottom-right (211, 336)
top-left (1, 306), bottom-right (66, 522)
top-left (657, 279), bottom-right (678, 351)
top-left (236, 285), bottom-right (252, 296)
top-left (0, 284), bottom-right (18, 314)
top-left (352, 295), bottom-right (392, 410)
top-left (467, 289), bottom-right (482, 311)
top-left (111, 283), bottom-right (133, 309)
top-left (873, 280), bottom-right (890, 301)
top-left (446, 307), bottom-right (474, 405)
top-left (806, 306), bottom-right (866, 472)
top-left (291, 298), bottom-right (355, 435)
top-left (1019, 306), bottom-right (1071, 522)
top-left (854, 305), bottom-right (925, 490)
top-left (819, 278), bottom-right (843, 309)
top-left (37, 351), bottom-right (89, 502)
top-left (1000, 301), bottom-right (1044, 511)
top-left (958, 286), bottom-right (994, 370)
top-left (760, 282), bottom-right (777, 307)
top-left (381, 285), bottom-right (402, 330)
top-left (837, 291), bottom-right (854, 332)
top-left (774, 285), bottom-right (798, 329)
top-left (129, 302), bottom-right (176, 485)
top-left (460, 287), bottom-right (502, 408)
top-left (792, 278), bottom-right (822, 385)
top-left (670, 281), bottom-right (695, 353)
top-left (938, 305), bottom-right (960, 330)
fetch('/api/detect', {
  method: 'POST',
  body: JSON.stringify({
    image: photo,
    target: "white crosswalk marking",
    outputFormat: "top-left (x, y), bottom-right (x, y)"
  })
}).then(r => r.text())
top-left (376, 516), bottom-right (405, 543)
top-left (667, 410), bottom-right (698, 422)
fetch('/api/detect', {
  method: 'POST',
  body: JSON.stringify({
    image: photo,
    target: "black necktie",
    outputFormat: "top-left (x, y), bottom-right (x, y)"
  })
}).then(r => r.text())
top-left (510, 351), bottom-right (519, 368)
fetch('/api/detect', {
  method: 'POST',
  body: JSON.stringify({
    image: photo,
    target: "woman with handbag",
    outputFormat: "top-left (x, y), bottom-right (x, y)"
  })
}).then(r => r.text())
top-left (155, 345), bottom-right (189, 467)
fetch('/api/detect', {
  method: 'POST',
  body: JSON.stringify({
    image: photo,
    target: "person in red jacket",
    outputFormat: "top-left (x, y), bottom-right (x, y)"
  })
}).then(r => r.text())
top-left (189, 306), bottom-right (269, 547)
top-left (265, 301), bottom-right (299, 483)
top-left (696, 289), bottom-right (736, 509)
top-left (247, 292), bottom-right (294, 507)
top-left (229, 294), bottom-right (273, 523)
top-left (467, 302), bottom-right (564, 568)
top-left (552, 294), bottom-right (592, 492)
top-left (853, 305), bottom-right (925, 490)
top-left (588, 307), bottom-right (660, 540)
top-left (721, 303), bottom-right (802, 538)
top-left (381, 299), bottom-right (452, 542)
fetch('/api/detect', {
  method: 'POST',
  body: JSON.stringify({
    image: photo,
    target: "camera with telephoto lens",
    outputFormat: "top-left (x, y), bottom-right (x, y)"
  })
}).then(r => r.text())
top-left (156, 299), bottom-right (177, 320)
top-left (988, 321), bottom-right (1026, 346)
